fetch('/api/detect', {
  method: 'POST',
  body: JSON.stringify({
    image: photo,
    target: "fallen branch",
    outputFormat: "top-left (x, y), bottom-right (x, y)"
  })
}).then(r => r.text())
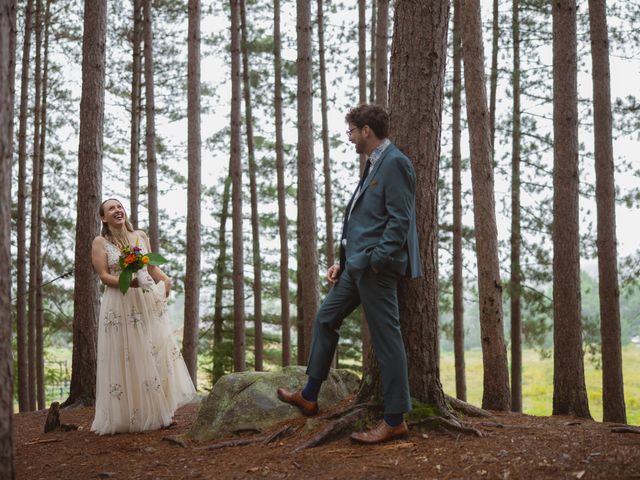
top-left (25, 438), bottom-right (61, 446)
top-left (293, 408), bottom-right (367, 452)
top-left (410, 416), bottom-right (483, 437)
top-left (263, 424), bottom-right (298, 444)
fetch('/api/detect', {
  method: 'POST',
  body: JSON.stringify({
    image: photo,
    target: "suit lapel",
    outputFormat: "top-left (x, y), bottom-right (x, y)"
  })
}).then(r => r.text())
top-left (352, 144), bottom-right (394, 209)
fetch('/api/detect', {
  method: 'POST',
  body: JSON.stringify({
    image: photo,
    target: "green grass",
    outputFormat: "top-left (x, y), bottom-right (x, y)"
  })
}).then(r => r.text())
top-left (440, 345), bottom-right (640, 425)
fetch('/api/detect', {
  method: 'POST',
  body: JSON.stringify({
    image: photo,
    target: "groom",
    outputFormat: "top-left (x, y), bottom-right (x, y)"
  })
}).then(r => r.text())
top-left (277, 103), bottom-right (422, 444)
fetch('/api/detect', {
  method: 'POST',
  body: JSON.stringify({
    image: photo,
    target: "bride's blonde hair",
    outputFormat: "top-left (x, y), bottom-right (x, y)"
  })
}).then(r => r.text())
top-left (99, 198), bottom-right (135, 245)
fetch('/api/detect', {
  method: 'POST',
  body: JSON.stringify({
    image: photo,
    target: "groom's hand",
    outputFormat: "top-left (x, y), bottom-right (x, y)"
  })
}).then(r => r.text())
top-left (327, 263), bottom-right (341, 284)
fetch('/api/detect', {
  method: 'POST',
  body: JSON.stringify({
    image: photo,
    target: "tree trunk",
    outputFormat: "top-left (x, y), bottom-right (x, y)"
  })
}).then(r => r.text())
top-left (15, 0), bottom-right (33, 413)
top-left (489, 0), bottom-right (499, 155)
top-left (183, 0), bottom-right (201, 386)
top-left (358, 0), bottom-right (366, 106)
top-left (0, 0), bottom-right (17, 477)
top-left (551, 0), bottom-right (590, 419)
top-left (212, 167), bottom-right (231, 382)
top-left (129, 0), bottom-right (142, 229)
top-left (317, 0), bottom-right (334, 271)
top-left (64, 0), bottom-right (107, 408)
top-left (375, 0), bottom-right (388, 107)
top-left (143, 0), bottom-right (159, 252)
top-left (230, 0), bottom-right (246, 372)
top-left (369, 0), bottom-right (375, 103)
top-left (35, 0), bottom-right (51, 411)
top-left (27, 0), bottom-right (43, 411)
top-left (273, 0), bottom-right (290, 367)
top-left (382, 0), bottom-right (450, 411)
top-left (240, 0), bottom-right (263, 371)
top-left (461, 0), bottom-right (511, 411)
top-left (588, 0), bottom-right (625, 423)
top-left (296, 0), bottom-right (319, 364)
top-left (510, 0), bottom-right (523, 413)
top-left (452, 0), bottom-right (466, 402)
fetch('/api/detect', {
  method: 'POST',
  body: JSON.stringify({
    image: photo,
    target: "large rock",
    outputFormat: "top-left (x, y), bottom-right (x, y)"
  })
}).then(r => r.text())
top-left (188, 366), bottom-right (360, 442)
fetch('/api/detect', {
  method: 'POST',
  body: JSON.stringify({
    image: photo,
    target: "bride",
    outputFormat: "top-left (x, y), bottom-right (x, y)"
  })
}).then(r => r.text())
top-left (90, 198), bottom-right (196, 434)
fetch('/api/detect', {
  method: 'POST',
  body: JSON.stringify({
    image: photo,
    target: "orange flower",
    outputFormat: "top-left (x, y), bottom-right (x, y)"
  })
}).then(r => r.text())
top-left (142, 256), bottom-right (149, 264)
top-left (124, 254), bottom-right (137, 266)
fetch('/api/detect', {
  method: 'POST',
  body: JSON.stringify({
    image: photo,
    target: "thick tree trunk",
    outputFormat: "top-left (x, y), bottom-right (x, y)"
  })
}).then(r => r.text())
top-left (588, 0), bottom-right (625, 423)
top-left (64, 0), bottom-right (107, 408)
top-left (183, 0), bottom-right (201, 385)
top-left (461, 0), bottom-right (511, 411)
top-left (240, 0), bottom-right (263, 371)
top-left (510, 0), bottom-right (523, 413)
top-left (129, 0), bottom-right (142, 229)
top-left (143, 0), bottom-right (159, 252)
top-left (380, 0), bottom-right (449, 411)
top-left (296, 0), bottom-right (319, 364)
top-left (551, 0), bottom-right (591, 419)
top-left (27, 0), bottom-right (43, 411)
top-left (452, 0), bottom-right (466, 402)
top-left (369, 0), bottom-right (375, 103)
top-left (212, 168), bottom-right (231, 382)
top-left (230, 0), bottom-right (246, 372)
top-left (273, 0), bottom-right (290, 367)
top-left (0, 1), bottom-right (17, 477)
top-left (375, 0), bottom-right (388, 107)
top-left (489, 0), bottom-right (499, 154)
top-left (35, 0), bottom-right (51, 411)
top-left (15, 0), bottom-right (33, 413)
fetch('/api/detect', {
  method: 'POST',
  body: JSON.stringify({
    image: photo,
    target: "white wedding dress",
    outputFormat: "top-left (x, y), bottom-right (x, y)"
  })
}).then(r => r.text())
top-left (91, 241), bottom-right (197, 435)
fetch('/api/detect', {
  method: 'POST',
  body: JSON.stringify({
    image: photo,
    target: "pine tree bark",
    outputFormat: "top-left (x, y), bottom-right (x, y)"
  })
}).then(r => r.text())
top-left (143, 0), bottom-right (159, 252)
top-left (274, 0), bottom-right (290, 367)
top-left (358, 0), bottom-right (366, 106)
top-left (551, 0), bottom-right (590, 419)
top-left (230, 0), bottom-right (246, 372)
top-left (375, 0), bottom-right (388, 107)
top-left (461, 0), bottom-right (511, 411)
top-left (317, 0), bottom-right (334, 271)
top-left (296, 0), bottom-right (319, 364)
top-left (489, 0), bottom-right (499, 154)
top-left (510, 0), bottom-right (523, 413)
top-left (64, 0), bottom-right (107, 408)
top-left (15, 0), bottom-right (33, 413)
top-left (183, 0), bottom-right (201, 385)
top-left (129, 0), bottom-right (142, 229)
top-left (0, 0), bottom-right (17, 477)
top-left (386, 0), bottom-right (450, 411)
top-left (369, 0), bottom-right (376, 103)
top-left (240, 0), bottom-right (263, 371)
top-left (27, 0), bottom-right (43, 411)
top-left (452, 0), bottom-right (466, 402)
top-left (588, 0), bottom-right (625, 423)
top-left (35, 0), bottom-right (51, 411)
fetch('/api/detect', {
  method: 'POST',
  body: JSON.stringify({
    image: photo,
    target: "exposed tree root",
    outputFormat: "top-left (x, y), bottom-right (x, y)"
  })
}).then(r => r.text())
top-left (318, 402), bottom-right (381, 421)
top-left (611, 426), bottom-right (640, 434)
top-left (162, 435), bottom-right (188, 448)
top-left (293, 407), bottom-right (367, 453)
top-left (445, 394), bottom-right (493, 418)
top-left (410, 415), bottom-right (483, 437)
top-left (193, 423), bottom-right (298, 451)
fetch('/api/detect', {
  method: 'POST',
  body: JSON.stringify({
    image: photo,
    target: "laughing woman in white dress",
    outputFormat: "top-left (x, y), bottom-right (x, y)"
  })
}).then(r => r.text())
top-left (90, 198), bottom-right (196, 435)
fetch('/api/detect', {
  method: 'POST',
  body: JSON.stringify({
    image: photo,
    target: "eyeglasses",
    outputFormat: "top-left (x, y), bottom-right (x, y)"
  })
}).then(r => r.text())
top-left (346, 126), bottom-right (360, 138)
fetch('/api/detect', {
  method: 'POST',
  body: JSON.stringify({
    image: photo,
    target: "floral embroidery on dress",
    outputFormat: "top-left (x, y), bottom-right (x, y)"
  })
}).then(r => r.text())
top-left (110, 384), bottom-right (123, 400)
top-left (127, 306), bottom-right (142, 327)
top-left (170, 346), bottom-right (182, 361)
top-left (144, 377), bottom-right (161, 393)
top-left (104, 310), bottom-right (122, 333)
top-left (130, 408), bottom-right (138, 426)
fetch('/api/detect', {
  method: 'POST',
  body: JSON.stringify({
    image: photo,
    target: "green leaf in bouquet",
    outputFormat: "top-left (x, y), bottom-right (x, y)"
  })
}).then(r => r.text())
top-left (146, 252), bottom-right (168, 265)
top-left (119, 270), bottom-right (133, 294)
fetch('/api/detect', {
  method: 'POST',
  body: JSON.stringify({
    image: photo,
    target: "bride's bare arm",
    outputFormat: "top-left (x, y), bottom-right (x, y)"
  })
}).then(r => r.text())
top-left (91, 236), bottom-right (122, 288)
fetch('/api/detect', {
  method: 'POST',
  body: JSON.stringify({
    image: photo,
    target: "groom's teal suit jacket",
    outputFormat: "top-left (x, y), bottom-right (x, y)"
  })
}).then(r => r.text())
top-left (339, 143), bottom-right (422, 279)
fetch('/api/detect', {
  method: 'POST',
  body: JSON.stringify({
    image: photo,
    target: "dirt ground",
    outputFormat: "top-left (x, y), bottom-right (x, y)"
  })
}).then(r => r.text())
top-left (14, 400), bottom-right (640, 480)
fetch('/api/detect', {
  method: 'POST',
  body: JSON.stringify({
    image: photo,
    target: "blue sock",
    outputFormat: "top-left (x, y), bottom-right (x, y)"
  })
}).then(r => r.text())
top-left (301, 376), bottom-right (322, 402)
top-left (384, 413), bottom-right (403, 427)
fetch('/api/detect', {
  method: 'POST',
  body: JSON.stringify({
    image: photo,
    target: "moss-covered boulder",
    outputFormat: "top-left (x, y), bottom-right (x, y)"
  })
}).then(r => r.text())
top-left (188, 366), bottom-right (360, 442)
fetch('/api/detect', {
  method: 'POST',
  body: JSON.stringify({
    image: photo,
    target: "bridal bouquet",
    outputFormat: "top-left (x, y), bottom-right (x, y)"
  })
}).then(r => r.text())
top-left (118, 242), bottom-right (167, 294)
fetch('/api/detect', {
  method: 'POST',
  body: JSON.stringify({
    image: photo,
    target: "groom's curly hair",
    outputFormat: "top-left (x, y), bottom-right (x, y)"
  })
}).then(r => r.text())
top-left (345, 103), bottom-right (389, 139)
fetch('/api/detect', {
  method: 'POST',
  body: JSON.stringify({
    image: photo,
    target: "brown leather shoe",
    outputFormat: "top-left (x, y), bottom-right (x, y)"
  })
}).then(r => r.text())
top-left (276, 388), bottom-right (319, 416)
top-left (350, 420), bottom-right (408, 444)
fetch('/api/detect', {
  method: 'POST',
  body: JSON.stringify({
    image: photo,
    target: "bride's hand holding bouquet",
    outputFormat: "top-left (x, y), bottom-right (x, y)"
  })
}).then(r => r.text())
top-left (118, 242), bottom-right (167, 294)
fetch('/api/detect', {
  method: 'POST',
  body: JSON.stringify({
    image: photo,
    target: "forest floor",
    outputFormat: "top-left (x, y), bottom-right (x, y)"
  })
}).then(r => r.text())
top-left (14, 399), bottom-right (640, 480)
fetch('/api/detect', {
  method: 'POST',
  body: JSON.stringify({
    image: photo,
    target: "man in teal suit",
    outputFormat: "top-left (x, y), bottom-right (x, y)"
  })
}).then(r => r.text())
top-left (278, 104), bottom-right (422, 444)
